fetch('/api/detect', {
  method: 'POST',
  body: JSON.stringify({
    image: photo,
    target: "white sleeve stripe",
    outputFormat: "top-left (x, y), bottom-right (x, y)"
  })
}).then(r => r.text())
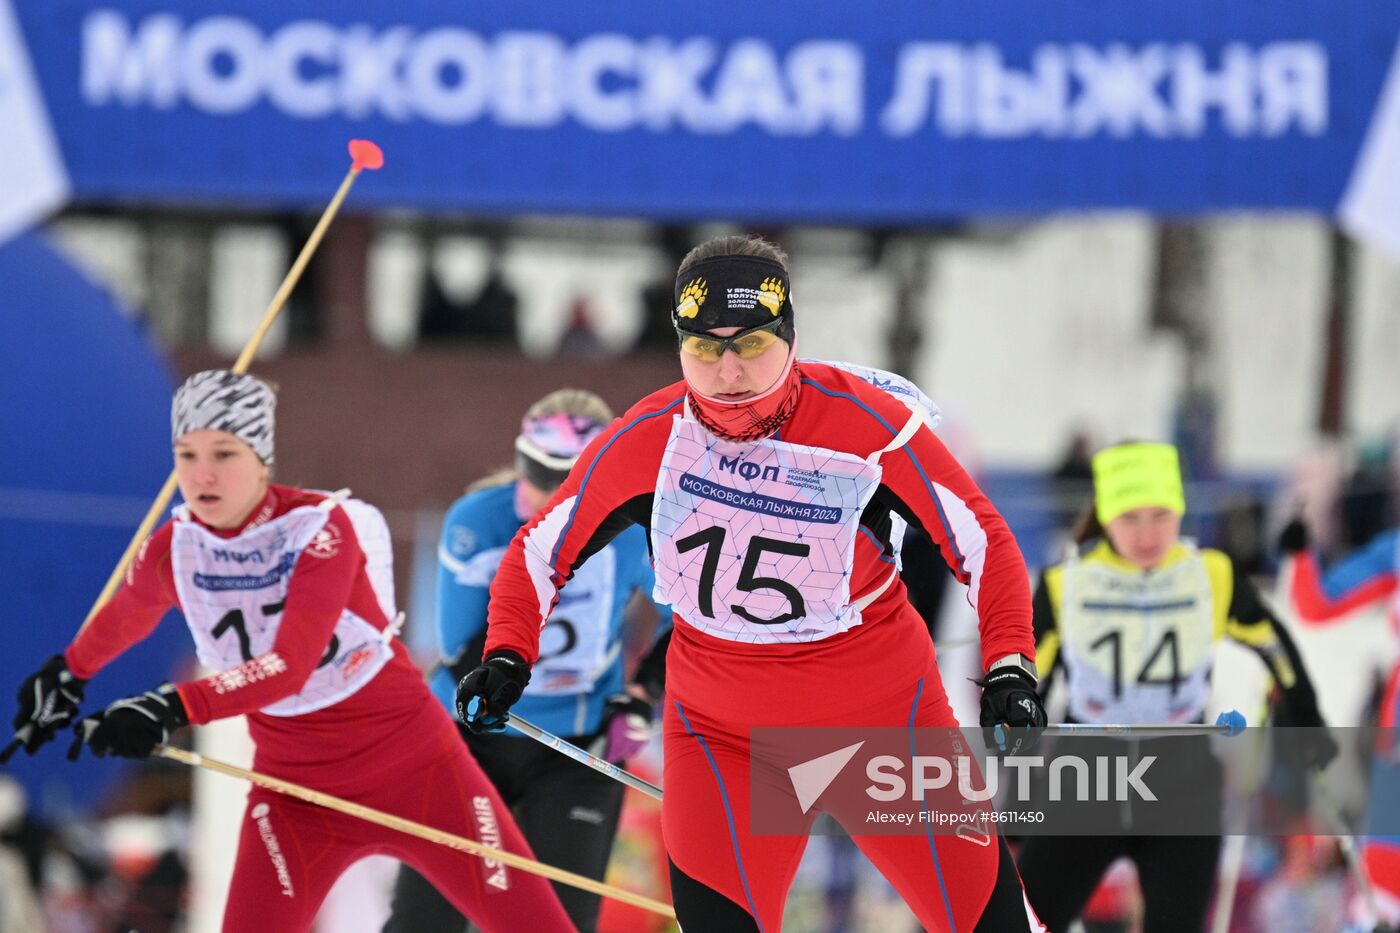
top-left (438, 544), bottom-right (508, 587)
top-left (437, 544), bottom-right (470, 578)
top-left (520, 495), bottom-right (580, 627)
top-left (868, 408), bottom-right (924, 464)
top-left (931, 481), bottom-right (990, 609)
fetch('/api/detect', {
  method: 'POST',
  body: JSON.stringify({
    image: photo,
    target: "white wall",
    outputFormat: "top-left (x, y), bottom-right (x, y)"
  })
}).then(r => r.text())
top-left (367, 228), bottom-right (426, 351)
top-left (208, 225), bottom-right (289, 358)
top-left (48, 216), bottom-right (147, 314)
top-left (915, 215), bottom-right (1182, 467)
top-left (1204, 215), bottom-right (1331, 471)
top-left (1351, 243), bottom-right (1400, 441)
top-left (49, 211), bottom-right (1400, 472)
top-left (501, 238), bottom-right (668, 357)
top-left (790, 261), bottom-right (897, 370)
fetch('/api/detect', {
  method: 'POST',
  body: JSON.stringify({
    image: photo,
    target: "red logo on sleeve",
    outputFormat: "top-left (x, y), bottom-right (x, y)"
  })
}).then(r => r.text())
top-left (306, 522), bottom-right (343, 559)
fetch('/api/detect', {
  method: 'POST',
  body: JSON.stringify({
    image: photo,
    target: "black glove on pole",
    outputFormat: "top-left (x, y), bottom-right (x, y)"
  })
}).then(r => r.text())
top-left (1275, 694), bottom-right (1340, 771)
top-left (455, 650), bottom-right (531, 734)
top-left (68, 685), bottom-right (189, 760)
top-left (2, 655), bottom-right (87, 762)
top-left (978, 666), bottom-right (1047, 756)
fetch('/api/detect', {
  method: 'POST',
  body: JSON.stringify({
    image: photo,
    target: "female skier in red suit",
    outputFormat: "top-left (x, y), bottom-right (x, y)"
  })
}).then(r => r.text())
top-left (457, 236), bottom-right (1048, 932)
top-left (6, 370), bottom-right (576, 933)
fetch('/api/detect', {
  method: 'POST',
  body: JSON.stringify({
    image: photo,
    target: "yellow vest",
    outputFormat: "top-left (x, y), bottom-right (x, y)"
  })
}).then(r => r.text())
top-left (1045, 540), bottom-right (1238, 724)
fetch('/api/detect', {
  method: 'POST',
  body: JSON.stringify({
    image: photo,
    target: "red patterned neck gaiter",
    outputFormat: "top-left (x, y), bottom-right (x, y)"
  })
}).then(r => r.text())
top-left (687, 353), bottom-right (802, 442)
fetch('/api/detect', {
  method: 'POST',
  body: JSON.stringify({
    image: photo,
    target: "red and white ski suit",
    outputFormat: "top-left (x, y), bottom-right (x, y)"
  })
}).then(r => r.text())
top-left (484, 365), bottom-right (1040, 932)
top-left (68, 483), bottom-right (575, 933)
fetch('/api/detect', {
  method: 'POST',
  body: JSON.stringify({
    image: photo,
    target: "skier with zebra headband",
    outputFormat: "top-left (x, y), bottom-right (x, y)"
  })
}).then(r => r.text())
top-left (5, 370), bottom-right (576, 933)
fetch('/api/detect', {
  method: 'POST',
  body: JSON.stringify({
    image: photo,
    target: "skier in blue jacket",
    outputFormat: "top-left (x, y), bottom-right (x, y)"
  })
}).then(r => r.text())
top-left (384, 388), bottom-right (671, 933)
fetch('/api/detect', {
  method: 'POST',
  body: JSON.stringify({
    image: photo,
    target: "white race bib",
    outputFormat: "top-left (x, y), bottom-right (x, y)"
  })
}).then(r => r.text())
top-left (170, 496), bottom-right (394, 716)
top-left (650, 411), bottom-right (914, 644)
top-left (1058, 548), bottom-right (1216, 724)
top-left (532, 546), bottom-right (618, 696)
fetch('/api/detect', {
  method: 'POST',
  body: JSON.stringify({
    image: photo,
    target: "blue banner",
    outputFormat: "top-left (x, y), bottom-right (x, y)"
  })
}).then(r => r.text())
top-left (0, 230), bottom-right (184, 809)
top-left (12, 1), bottom-right (1400, 227)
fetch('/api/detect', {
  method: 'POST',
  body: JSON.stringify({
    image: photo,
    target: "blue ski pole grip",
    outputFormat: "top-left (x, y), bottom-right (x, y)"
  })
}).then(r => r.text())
top-left (1215, 709), bottom-right (1246, 736)
top-left (993, 723), bottom-right (1007, 751)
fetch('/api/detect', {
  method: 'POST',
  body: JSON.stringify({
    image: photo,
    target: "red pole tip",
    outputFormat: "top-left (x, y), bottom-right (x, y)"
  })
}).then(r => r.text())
top-left (348, 139), bottom-right (384, 171)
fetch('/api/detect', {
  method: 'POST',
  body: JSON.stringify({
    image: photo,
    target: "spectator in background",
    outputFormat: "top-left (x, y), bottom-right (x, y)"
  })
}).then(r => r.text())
top-left (1050, 430), bottom-right (1095, 515)
top-left (1338, 437), bottom-right (1397, 554)
top-left (556, 299), bottom-right (609, 359)
top-left (1220, 495), bottom-right (1270, 577)
top-left (1271, 433), bottom-right (1396, 567)
top-left (635, 276), bottom-right (679, 351)
top-left (419, 250), bottom-right (519, 344)
top-left (635, 226), bottom-right (696, 352)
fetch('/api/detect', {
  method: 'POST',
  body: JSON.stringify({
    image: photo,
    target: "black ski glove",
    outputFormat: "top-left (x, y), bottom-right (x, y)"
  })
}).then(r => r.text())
top-left (68, 685), bottom-right (188, 760)
top-left (2, 655), bottom-right (87, 762)
top-left (1274, 695), bottom-right (1339, 772)
top-left (978, 666), bottom-right (1047, 756)
top-left (456, 651), bottom-right (531, 734)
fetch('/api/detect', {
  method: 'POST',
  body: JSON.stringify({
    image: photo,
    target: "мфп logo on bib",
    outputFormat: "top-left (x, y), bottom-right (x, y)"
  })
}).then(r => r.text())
top-left (211, 546), bottom-right (267, 564)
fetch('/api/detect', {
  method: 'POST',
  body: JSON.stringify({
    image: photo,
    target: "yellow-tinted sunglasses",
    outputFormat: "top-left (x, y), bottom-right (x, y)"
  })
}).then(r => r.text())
top-left (676, 318), bottom-right (784, 362)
